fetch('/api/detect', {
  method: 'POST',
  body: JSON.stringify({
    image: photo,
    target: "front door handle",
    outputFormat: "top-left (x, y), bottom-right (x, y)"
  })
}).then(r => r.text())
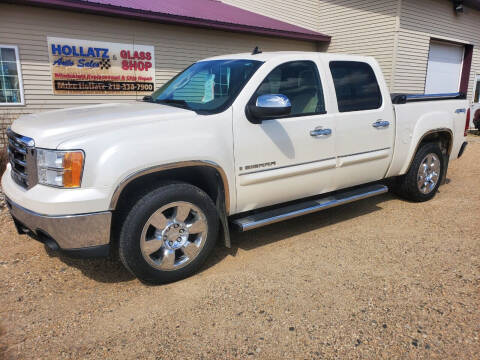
top-left (310, 128), bottom-right (332, 137)
top-left (372, 120), bottom-right (390, 128)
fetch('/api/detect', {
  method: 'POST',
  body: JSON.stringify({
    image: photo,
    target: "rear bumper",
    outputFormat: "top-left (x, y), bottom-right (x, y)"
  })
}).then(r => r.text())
top-left (6, 196), bottom-right (111, 257)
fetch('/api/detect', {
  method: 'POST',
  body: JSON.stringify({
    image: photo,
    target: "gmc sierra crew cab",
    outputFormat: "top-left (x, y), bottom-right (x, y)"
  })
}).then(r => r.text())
top-left (2, 51), bottom-right (470, 284)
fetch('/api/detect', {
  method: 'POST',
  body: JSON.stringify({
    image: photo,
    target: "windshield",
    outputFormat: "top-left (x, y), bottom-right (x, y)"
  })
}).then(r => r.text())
top-left (149, 59), bottom-right (263, 114)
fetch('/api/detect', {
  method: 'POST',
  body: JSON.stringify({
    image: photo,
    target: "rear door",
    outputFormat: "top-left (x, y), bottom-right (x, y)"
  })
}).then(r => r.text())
top-left (327, 60), bottom-right (395, 189)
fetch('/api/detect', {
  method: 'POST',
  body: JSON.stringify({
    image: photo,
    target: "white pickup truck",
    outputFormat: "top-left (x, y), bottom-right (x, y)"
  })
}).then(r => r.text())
top-left (3, 51), bottom-right (470, 284)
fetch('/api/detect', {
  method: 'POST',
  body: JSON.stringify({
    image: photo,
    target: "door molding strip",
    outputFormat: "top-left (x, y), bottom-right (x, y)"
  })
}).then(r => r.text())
top-left (239, 157), bottom-right (335, 176)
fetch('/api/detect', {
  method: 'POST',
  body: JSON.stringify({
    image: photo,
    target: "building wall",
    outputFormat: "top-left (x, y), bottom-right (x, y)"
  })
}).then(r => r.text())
top-left (227, 0), bottom-right (400, 88)
top-left (315, 0), bottom-right (400, 88)
top-left (393, 0), bottom-right (480, 99)
top-left (0, 4), bottom-right (317, 124)
top-left (230, 0), bottom-right (480, 100)
top-left (222, 0), bottom-right (320, 31)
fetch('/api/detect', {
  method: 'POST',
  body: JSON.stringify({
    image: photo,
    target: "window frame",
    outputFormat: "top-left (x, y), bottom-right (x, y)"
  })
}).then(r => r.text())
top-left (329, 60), bottom-right (383, 113)
top-left (0, 45), bottom-right (25, 106)
top-left (247, 60), bottom-right (327, 120)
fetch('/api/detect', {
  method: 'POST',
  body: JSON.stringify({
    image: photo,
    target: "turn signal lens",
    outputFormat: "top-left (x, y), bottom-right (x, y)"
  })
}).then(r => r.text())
top-left (63, 152), bottom-right (84, 188)
top-left (37, 149), bottom-right (85, 188)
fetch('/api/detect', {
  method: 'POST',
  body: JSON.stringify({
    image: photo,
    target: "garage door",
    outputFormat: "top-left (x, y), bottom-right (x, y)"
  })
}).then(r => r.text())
top-left (425, 41), bottom-right (464, 94)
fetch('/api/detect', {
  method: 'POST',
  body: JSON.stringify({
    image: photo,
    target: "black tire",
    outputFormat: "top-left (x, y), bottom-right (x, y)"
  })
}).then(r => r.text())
top-left (118, 182), bottom-right (219, 284)
top-left (393, 142), bottom-right (445, 202)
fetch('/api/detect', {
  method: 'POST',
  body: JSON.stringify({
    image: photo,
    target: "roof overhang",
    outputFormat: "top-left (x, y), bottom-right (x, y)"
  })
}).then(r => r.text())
top-left (7, 0), bottom-right (331, 42)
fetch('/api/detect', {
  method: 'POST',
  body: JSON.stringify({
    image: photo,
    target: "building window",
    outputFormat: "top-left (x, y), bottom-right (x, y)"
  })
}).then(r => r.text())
top-left (0, 45), bottom-right (24, 106)
top-left (329, 61), bottom-right (382, 112)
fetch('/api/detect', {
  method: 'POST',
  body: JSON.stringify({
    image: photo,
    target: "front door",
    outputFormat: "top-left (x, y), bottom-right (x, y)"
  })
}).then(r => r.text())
top-left (233, 59), bottom-right (336, 212)
top-left (328, 60), bottom-right (395, 189)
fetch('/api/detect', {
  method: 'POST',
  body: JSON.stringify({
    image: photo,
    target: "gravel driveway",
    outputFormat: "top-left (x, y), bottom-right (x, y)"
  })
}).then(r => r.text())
top-left (1, 137), bottom-right (479, 359)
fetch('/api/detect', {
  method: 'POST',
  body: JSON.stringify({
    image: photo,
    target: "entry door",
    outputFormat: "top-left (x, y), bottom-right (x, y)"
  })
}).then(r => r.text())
top-left (329, 61), bottom-right (395, 190)
top-left (474, 75), bottom-right (480, 103)
top-left (473, 75), bottom-right (480, 129)
top-left (425, 41), bottom-right (464, 94)
top-left (233, 60), bottom-right (336, 212)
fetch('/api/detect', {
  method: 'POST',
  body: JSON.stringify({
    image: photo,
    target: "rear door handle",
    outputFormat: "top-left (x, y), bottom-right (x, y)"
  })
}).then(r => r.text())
top-left (310, 128), bottom-right (332, 137)
top-left (372, 120), bottom-right (390, 128)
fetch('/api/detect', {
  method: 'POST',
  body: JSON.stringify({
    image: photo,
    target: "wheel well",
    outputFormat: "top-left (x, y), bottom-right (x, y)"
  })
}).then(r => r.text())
top-left (109, 165), bottom-right (227, 252)
top-left (114, 166), bottom-right (225, 211)
top-left (418, 130), bottom-right (452, 156)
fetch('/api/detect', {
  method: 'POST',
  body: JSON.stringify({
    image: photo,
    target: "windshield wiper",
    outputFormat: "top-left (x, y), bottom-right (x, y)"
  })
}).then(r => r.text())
top-left (155, 99), bottom-right (190, 109)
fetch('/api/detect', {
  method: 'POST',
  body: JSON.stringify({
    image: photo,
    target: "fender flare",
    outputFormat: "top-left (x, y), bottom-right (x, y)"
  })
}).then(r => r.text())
top-left (403, 128), bottom-right (453, 175)
top-left (108, 160), bottom-right (232, 247)
top-left (109, 160), bottom-right (230, 212)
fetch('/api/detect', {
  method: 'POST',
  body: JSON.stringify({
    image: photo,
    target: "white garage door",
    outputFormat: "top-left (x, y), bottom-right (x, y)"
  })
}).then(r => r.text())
top-left (425, 41), bottom-right (464, 94)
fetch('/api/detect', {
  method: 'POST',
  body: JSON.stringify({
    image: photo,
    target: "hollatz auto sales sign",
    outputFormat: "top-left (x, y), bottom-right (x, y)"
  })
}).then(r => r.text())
top-left (47, 37), bottom-right (155, 95)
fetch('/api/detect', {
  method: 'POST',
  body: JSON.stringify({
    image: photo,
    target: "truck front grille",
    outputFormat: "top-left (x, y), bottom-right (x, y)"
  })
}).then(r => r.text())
top-left (7, 129), bottom-right (37, 189)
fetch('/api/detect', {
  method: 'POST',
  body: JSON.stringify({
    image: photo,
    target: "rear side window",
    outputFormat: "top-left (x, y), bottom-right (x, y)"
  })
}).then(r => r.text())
top-left (329, 61), bottom-right (382, 112)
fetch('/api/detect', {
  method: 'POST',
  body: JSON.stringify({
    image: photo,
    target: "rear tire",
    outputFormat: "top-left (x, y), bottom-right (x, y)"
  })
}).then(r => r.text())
top-left (393, 143), bottom-right (445, 202)
top-left (118, 182), bottom-right (219, 284)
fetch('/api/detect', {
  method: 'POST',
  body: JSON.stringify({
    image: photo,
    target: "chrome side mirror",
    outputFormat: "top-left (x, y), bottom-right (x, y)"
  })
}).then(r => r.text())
top-left (247, 94), bottom-right (292, 123)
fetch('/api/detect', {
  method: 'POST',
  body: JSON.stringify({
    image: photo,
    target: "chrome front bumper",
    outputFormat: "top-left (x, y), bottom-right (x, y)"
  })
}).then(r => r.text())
top-left (6, 197), bottom-right (112, 256)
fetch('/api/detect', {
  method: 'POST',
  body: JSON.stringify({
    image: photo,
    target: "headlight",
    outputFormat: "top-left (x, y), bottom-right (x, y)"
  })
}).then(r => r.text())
top-left (36, 149), bottom-right (84, 188)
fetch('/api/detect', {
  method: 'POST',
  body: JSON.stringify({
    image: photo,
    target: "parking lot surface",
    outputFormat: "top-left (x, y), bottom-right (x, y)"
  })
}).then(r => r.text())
top-left (1, 136), bottom-right (479, 359)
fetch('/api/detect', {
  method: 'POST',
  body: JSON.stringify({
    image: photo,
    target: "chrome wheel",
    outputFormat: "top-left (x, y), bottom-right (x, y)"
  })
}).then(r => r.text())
top-left (140, 201), bottom-right (208, 271)
top-left (417, 153), bottom-right (441, 194)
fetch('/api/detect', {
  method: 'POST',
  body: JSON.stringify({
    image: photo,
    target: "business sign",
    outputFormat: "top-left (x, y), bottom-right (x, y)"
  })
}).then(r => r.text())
top-left (47, 37), bottom-right (155, 95)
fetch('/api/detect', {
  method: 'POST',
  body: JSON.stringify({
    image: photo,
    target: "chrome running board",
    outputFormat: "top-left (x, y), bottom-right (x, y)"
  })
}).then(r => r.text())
top-left (232, 184), bottom-right (388, 232)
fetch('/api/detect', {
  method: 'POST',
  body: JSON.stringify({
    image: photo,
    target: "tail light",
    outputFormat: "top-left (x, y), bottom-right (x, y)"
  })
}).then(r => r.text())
top-left (464, 108), bottom-right (470, 137)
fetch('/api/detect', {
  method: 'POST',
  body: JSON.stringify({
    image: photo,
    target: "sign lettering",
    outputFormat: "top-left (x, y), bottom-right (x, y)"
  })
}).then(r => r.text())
top-left (47, 37), bottom-right (155, 95)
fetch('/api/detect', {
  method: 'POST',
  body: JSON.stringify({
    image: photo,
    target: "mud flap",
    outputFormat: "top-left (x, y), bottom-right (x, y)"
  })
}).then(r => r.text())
top-left (440, 154), bottom-right (449, 185)
top-left (216, 180), bottom-right (231, 248)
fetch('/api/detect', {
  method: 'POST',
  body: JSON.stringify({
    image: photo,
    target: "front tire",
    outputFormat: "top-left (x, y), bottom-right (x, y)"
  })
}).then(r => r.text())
top-left (118, 183), bottom-right (219, 284)
top-left (394, 143), bottom-right (445, 202)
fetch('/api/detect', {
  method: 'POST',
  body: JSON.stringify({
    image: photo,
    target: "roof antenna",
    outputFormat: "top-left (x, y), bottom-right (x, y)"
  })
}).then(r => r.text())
top-left (252, 46), bottom-right (262, 55)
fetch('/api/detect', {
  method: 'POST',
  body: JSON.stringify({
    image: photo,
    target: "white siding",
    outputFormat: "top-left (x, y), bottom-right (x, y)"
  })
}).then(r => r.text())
top-left (393, 0), bottom-right (480, 99)
top-left (316, 0), bottom-right (399, 88)
top-left (222, 0), bottom-right (320, 31)
top-left (229, 0), bottom-right (401, 87)
top-left (0, 4), bottom-right (316, 124)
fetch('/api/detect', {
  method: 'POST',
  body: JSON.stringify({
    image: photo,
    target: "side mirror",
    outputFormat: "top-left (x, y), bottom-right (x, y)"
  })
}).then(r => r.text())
top-left (247, 94), bottom-right (292, 123)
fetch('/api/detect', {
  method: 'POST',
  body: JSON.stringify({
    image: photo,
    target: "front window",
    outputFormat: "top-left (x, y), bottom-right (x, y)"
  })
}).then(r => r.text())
top-left (149, 59), bottom-right (263, 114)
top-left (0, 45), bottom-right (24, 106)
top-left (252, 60), bottom-right (326, 116)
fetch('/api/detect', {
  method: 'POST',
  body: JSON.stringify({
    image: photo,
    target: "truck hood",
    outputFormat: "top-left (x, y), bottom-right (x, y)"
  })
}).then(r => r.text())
top-left (11, 102), bottom-right (193, 148)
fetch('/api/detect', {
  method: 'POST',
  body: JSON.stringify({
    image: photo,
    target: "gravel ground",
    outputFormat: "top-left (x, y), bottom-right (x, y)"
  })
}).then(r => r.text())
top-left (1, 136), bottom-right (479, 360)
